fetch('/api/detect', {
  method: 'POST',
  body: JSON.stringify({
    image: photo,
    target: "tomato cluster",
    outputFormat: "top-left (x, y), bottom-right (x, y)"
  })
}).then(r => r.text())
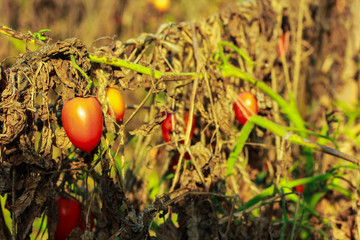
top-left (54, 196), bottom-right (94, 240)
top-left (59, 87), bottom-right (259, 235)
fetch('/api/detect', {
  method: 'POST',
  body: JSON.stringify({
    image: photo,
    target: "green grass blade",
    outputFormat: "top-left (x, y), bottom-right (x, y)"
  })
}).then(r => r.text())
top-left (226, 121), bottom-right (255, 176)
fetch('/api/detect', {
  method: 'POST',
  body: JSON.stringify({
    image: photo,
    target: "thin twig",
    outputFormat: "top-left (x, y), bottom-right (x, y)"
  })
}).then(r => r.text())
top-left (293, 0), bottom-right (305, 102)
top-left (12, 168), bottom-right (16, 240)
top-left (124, 88), bottom-right (154, 127)
top-left (225, 199), bottom-right (235, 235)
top-left (290, 194), bottom-right (301, 239)
top-left (186, 149), bottom-right (208, 191)
top-left (218, 194), bottom-right (280, 224)
top-left (106, 138), bottom-right (125, 193)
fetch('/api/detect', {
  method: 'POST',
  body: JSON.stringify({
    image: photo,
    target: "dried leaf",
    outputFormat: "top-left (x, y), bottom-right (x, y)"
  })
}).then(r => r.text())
top-left (55, 127), bottom-right (72, 149)
top-left (129, 113), bottom-right (166, 136)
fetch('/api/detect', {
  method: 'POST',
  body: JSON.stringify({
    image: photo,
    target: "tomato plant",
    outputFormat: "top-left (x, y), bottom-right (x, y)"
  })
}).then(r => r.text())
top-left (62, 97), bottom-right (103, 153)
top-left (161, 112), bottom-right (195, 143)
top-left (106, 87), bottom-right (126, 122)
top-left (233, 92), bottom-right (258, 125)
top-left (54, 196), bottom-right (82, 240)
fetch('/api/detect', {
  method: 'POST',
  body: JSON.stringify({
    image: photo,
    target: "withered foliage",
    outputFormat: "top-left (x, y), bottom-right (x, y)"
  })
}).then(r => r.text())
top-left (1, 0), bottom-right (359, 239)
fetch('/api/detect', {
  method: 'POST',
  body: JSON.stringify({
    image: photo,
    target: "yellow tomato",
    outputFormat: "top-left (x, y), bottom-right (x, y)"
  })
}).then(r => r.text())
top-left (152, 0), bottom-right (170, 13)
top-left (106, 87), bottom-right (125, 122)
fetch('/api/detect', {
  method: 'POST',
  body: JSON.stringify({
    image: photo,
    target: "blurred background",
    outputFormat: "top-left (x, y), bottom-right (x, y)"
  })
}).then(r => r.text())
top-left (0, 0), bottom-right (236, 60)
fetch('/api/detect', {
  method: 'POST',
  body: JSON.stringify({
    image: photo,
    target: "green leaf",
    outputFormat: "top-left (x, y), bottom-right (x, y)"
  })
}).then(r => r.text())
top-left (226, 121), bottom-right (254, 176)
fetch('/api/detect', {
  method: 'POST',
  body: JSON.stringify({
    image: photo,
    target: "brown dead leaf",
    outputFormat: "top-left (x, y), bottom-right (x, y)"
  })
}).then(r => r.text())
top-left (129, 113), bottom-right (166, 136)
top-left (0, 106), bottom-right (26, 145)
top-left (55, 127), bottom-right (72, 149)
top-left (13, 175), bottom-right (41, 218)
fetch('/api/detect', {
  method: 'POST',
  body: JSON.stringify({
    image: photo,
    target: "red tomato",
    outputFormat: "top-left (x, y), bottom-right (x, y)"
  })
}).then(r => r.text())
top-left (54, 197), bottom-right (82, 240)
top-left (161, 112), bottom-right (195, 143)
top-left (62, 97), bottom-right (103, 153)
top-left (79, 214), bottom-right (95, 231)
top-left (161, 112), bottom-right (174, 142)
top-left (106, 87), bottom-right (125, 122)
top-left (233, 92), bottom-right (258, 125)
top-left (295, 175), bottom-right (305, 194)
top-left (295, 184), bottom-right (305, 194)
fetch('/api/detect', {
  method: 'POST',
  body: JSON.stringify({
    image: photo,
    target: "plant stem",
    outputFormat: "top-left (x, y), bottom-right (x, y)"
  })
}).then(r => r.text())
top-left (88, 54), bottom-right (197, 80)
top-left (250, 115), bottom-right (360, 165)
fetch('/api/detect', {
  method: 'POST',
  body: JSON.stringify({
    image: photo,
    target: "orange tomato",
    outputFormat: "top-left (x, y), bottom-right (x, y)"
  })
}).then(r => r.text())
top-left (233, 92), bottom-right (258, 125)
top-left (277, 32), bottom-right (290, 57)
top-left (151, 0), bottom-right (170, 13)
top-left (62, 97), bottom-right (103, 153)
top-left (106, 87), bottom-right (125, 122)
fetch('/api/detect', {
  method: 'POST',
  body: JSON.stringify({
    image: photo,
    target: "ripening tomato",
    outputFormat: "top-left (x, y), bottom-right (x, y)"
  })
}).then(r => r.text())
top-left (62, 97), bottom-right (103, 153)
top-left (106, 87), bottom-right (125, 122)
top-left (151, 0), bottom-right (170, 13)
top-left (277, 32), bottom-right (289, 57)
top-left (161, 112), bottom-right (195, 143)
top-left (79, 214), bottom-right (95, 232)
top-left (54, 197), bottom-right (82, 240)
top-left (233, 92), bottom-right (258, 125)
